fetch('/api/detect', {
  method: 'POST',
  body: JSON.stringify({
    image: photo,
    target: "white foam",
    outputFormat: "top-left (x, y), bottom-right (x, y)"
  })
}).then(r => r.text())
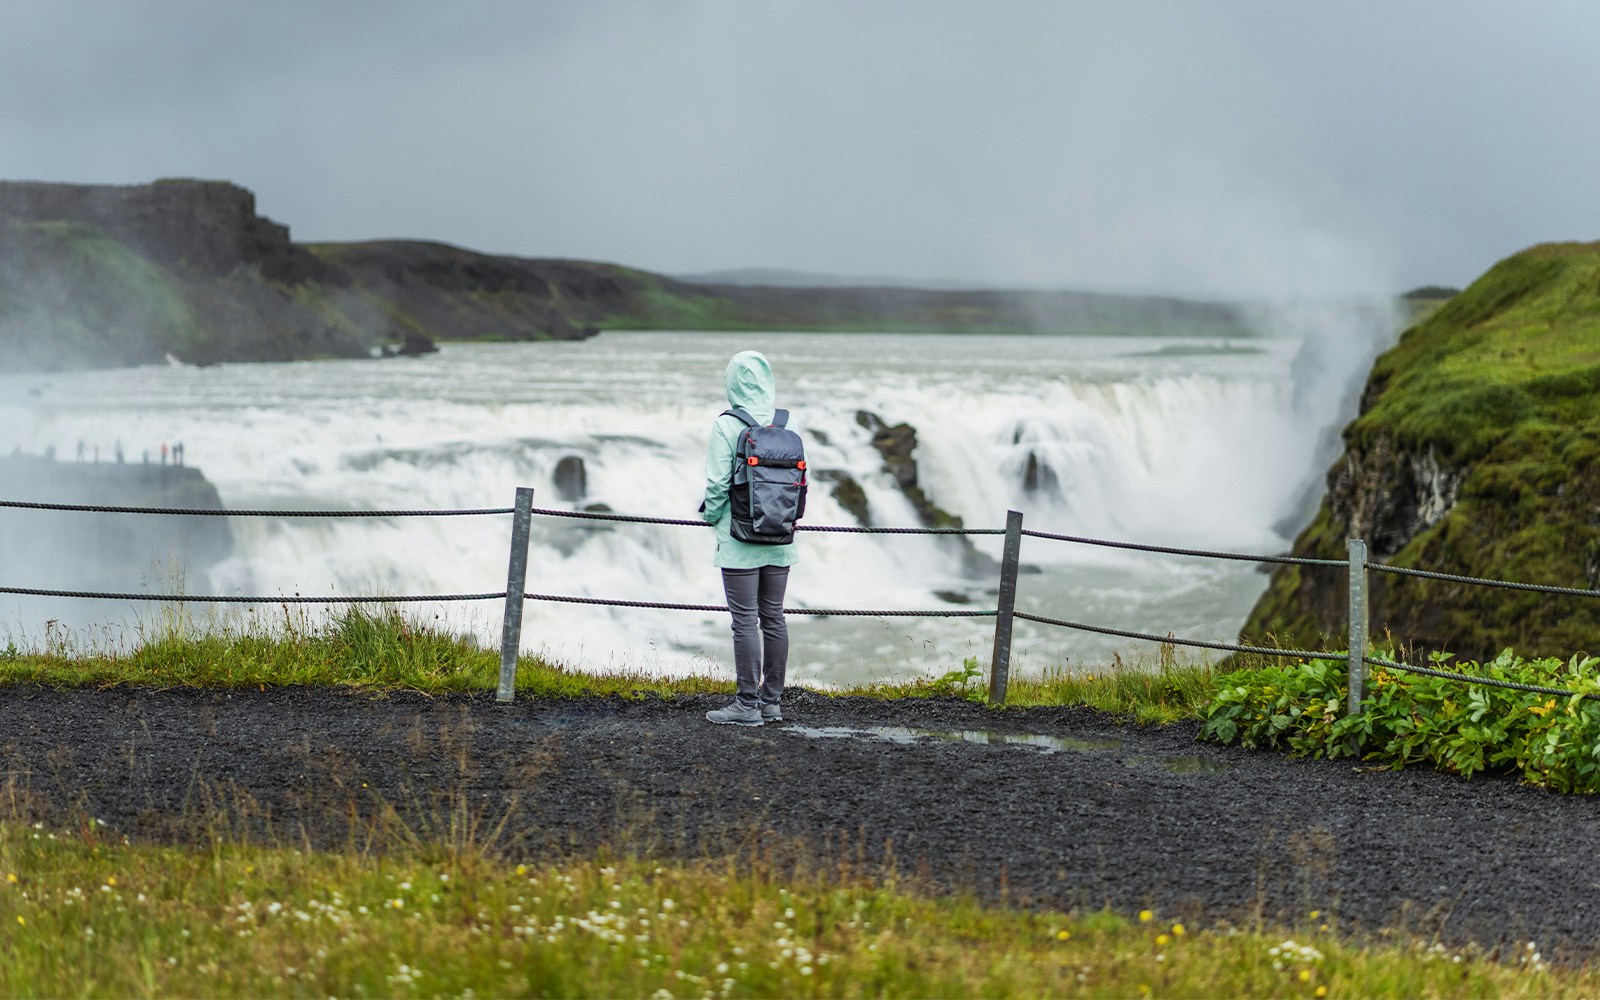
top-left (0, 328), bottom-right (1381, 679)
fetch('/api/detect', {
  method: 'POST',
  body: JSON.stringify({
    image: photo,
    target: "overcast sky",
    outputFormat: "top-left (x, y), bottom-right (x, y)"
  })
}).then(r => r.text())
top-left (2, 1), bottom-right (1597, 299)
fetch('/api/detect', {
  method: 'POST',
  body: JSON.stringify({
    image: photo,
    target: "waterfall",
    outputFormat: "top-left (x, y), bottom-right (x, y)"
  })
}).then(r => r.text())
top-left (0, 329), bottom-right (1378, 681)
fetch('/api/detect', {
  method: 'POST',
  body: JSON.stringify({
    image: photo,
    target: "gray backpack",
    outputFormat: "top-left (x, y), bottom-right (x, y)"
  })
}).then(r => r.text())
top-left (724, 407), bottom-right (808, 544)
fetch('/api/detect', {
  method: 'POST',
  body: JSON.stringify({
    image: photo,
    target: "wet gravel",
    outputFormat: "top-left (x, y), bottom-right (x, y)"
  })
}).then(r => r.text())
top-left (3, 685), bottom-right (1598, 958)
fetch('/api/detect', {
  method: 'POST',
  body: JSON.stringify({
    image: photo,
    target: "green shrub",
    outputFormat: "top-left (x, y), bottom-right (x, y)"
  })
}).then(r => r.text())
top-left (1200, 649), bottom-right (1600, 793)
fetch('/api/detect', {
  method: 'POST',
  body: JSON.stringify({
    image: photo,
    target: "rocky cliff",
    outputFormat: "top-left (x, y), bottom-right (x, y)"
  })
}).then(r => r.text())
top-left (1242, 241), bottom-right (1600, 661)
top-left (0, 179), bottom-right (392, 370)
top-left (0, 455), bottom-right (232, 591)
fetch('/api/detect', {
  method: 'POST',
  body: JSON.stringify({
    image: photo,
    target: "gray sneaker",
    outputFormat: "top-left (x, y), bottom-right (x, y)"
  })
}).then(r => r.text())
top-left (760, 703), bottom-right (783, 722)
top-left (706, 702), bottom-right (764, 727)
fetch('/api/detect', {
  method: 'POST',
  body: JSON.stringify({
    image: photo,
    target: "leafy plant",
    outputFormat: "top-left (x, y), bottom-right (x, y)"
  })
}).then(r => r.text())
top-left (926, 655), bottom-right (986, 699)
top-left (1200, 648), bottom-right (1600, 793)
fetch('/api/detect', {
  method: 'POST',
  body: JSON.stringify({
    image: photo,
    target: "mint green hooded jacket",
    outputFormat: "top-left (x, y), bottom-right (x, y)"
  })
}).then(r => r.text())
top-left (700, 351), bottom-right (800, 569)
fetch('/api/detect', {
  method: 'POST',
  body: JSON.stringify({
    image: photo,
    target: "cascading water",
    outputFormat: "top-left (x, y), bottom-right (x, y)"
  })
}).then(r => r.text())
top-left (0, 327), bottom-right (1386, 683)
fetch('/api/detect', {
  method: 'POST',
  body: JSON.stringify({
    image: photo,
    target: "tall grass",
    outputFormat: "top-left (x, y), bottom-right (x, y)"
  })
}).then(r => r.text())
top-left (0, 605), bottom-right (1212, 717)
top-left (0, 605), bottom-right (728, 699)
top-left (0, 818), bottom-right (1583, 998)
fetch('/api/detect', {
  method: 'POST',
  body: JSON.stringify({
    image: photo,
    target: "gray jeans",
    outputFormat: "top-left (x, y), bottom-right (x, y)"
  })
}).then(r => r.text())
top-left (721, 566), bottom-right (789, 708)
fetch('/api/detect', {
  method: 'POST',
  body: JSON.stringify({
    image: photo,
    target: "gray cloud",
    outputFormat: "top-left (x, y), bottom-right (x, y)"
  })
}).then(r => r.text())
top-left (2, 0), bottom-right (1597, 298)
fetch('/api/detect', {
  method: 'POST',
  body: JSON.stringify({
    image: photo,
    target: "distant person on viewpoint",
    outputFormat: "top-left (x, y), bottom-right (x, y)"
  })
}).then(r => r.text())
top-left (700, 351), bottom-right (799, 726)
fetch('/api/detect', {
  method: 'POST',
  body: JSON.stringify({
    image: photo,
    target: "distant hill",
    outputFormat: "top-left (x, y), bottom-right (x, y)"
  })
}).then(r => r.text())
top-left (1, 178), bottom-right (1251, 373)
top-left (1242, 241), bottom-right (1600, 660)
top-left (670, 267), bottom-right (984, 289)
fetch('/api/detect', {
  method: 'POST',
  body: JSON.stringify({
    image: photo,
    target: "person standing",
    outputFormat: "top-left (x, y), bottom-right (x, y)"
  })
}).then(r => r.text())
top-left (700, 351), bottom-right (798, 726)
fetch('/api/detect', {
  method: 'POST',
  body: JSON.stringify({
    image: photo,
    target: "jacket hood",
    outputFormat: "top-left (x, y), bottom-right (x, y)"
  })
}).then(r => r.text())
top-left (724, 351), bottom-right (776, 413)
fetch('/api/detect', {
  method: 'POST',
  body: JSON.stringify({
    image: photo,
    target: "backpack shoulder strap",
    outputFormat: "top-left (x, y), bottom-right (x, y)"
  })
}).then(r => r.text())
top-left (771, 408), bottom-right (789, 428)
top-left (721, 407), bottom-right (760, 427)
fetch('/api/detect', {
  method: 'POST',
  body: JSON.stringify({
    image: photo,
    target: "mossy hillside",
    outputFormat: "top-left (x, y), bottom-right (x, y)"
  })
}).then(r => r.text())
top-left (1243, 241), bottom-right (1600, 661)
top-left (0, 219), bottom-right (390, 369)
top-left (0, 220), bottom-right (205, 367)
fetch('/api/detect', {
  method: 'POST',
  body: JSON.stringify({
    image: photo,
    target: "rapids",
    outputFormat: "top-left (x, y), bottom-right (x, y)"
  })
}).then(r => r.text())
top-left (0, 328), bottom-right (1379, 684)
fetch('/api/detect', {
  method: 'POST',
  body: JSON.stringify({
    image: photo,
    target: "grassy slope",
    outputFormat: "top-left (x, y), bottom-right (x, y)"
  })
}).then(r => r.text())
top-left (1244, 241), bottom-right (1600, 659)
top-left (0, 220), bottom-right (204, 367)
top-left (0, 221), bottom-right (385, 369)
top-left (308, 241), bottom-right (1252, 340)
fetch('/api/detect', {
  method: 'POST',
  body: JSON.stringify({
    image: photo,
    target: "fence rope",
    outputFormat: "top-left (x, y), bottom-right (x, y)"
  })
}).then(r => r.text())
top-left (0, 586), bottom-right (507, 604)
top-left (1013, 611), bottom-right (1345, 661)
top-left (1366, 655), bottom-right (1598, 700)
top-left (0, 499), bottom-right (513, 517)
top-left (1020, 528), bottom-right (1346, 568)
top-left (522, 592), bottom-right (996, 617)
top-left (1371, 562), bottom-right (1600, 599)
top-left (8, 493), bottom-right (1597, 708)
top-left (526, 506), bottom-right (1003, 535)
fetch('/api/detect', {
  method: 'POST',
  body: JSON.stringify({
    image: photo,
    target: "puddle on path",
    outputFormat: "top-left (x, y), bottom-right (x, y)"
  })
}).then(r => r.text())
top-left (1156, 756), bottom-right (1237, 775)
top-left (783, 725), bottom-right (1123, 754)
top-left (781, 725), bottom-right (1238, 774)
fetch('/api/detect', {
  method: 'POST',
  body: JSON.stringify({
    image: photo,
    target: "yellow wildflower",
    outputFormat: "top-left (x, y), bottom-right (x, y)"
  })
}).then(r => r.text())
top-left (1156, 934), bottom-right (1170, 946)
top-left (1138, 909), bottom-right (1153, 923)
top-left (1171, 923), bottom-right (1185, 936)
top-left (1056, 930), bottom-right (1070, 940)
top-left (5, 873), bottom-right (16, 884)
top-left (1299, 969), bottom-right (1312, 982)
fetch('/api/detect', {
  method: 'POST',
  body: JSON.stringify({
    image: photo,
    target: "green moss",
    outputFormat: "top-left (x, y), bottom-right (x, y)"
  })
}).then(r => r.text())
top-left (0, 220), bottom-right (204, 367)
top-left (1245, 240), bottom-right (1600, 660)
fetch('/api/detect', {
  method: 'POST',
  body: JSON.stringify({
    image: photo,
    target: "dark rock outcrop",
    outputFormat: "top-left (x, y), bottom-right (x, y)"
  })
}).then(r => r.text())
top-left (829, 473), bottom-right (871, 527)
top-left (306, 241), bottom-right (610, 344)
top-left (0, 180), bottom-right (398, 370)
top-left (1021, 452), bottom-right (1058, 495)
top-left (0, 178), bottom-right (337, 283)
top-left (552, 456), bottom-right (588, 502)
top-left (857, 410), bottom-right (997, 576)
top-left (0, 455), bottom-right (231, 591)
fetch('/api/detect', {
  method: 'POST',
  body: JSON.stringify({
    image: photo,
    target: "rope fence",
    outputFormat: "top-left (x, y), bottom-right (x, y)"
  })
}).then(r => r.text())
top-left (0, 586), bottom-right (507, 604)
top-left (1365, 654), bottom-right (1594, 699)
top-left (1020, 528), bottom-right (1347, 567)
top-left (1372, 562), bottom-right (1600, 599)
top-left (0, 498), bottom-right (514, 517)
top-left (1011, 612), bottom-right (1345, 662)
top-left (2, 487), bottom-right (1595, 710)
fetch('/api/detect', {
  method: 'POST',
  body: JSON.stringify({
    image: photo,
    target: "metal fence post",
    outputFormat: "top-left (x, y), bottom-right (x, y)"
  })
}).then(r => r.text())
top-left (988, 509), bottom-right (1024, 706)
top-left (496, 487), bottom-right (535, 704)
top-left (1346, 537), bottom-right (1369, 746)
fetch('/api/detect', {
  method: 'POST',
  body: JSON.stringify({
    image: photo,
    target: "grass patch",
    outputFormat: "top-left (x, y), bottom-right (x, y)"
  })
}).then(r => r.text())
top-left (0, 606), bottom-right (731, 700)
top-left (0, 607), bottom-right (1215, 720)
top-left (0, 821), bottom-right (1585, 997)
top-left (848, 650), bottom-right (1218, 724)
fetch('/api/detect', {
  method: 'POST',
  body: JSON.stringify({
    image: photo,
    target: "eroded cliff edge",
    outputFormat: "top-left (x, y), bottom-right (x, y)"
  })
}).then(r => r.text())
top-left (0, 179), bottom-right (616, 371)
top-left (1242, 242), bottom-right (1600, 661)
top-left (2, 178), bottom-right (1252, 373)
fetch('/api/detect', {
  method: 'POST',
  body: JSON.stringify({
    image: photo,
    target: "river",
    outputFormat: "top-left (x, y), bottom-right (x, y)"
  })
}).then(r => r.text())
top-left (0, 328), bottom-right (1366, 684)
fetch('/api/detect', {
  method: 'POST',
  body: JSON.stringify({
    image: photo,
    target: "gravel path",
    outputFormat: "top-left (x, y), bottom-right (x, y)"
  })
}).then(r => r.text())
top-left (2, 686), bottom-right (1597, 958)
